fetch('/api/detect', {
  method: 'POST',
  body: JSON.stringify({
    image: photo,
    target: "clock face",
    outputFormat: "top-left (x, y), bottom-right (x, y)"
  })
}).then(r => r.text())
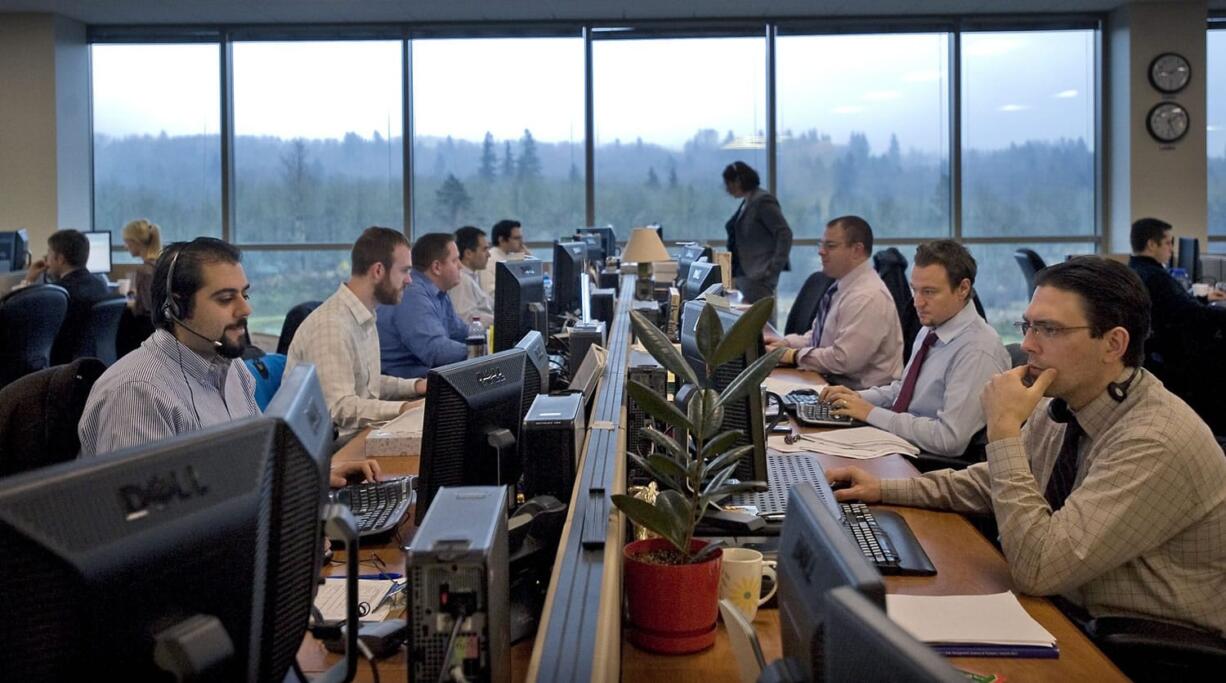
top-left (1146, 102), bottom-right (1189, 143)
top-left (1149, 52), bottom-right (1191, 93)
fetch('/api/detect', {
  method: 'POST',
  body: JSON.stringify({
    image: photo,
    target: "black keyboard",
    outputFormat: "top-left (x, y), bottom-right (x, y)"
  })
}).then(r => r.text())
top-left (332, 476), bottom-right (415, 538)
top-left (840, 502), bottom-right (900, 572)
top-left (795, 399), bottom-right (859, 427)
top-left (780, 389), bottom-right (820, 412)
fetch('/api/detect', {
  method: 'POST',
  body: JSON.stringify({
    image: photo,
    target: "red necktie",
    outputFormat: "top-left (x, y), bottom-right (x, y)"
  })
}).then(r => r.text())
top-left (891, 331), bottom-right (939, 413)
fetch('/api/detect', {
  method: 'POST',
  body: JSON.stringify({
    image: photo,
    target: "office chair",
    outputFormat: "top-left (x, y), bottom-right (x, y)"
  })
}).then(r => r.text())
top-left (70, 296), bottom-right (127, 366)
top-left (276, 300), bottom-right (322, 355)
top-left (1013, 249), bottom-right (1046, 299)
top-left (244, 353), bottom-right (287, 411)
top-left (1085, 616), bottom-right (1226, 682)
top-left (0, 357), bottom-right (106, 477)
top-left (0, 284), bottom-right (69, 389)
top-left (783, 271), bottom-right (834, 336)
top-left (718, 599), bottom-right (766, 683)
top-left (1005, 342), bottom-right (1027, 368)
top-left (873, 248), bottom-right (921, 362)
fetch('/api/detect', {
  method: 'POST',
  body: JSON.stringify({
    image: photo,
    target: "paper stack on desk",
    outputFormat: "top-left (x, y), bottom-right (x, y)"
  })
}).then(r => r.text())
top-left (365, 404), bottom-right (424, 457)
top-left (314, 578), bottom-right (404, 623)
top-left (781, 426), bottom-right (919, 459)
top-left (886, 591), bottom-right (1059, 658)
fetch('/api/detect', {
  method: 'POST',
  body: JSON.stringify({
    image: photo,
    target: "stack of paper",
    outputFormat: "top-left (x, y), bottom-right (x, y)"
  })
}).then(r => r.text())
top-left (314, 578), bottom-right (404, 623)
top-left (794, 426), bottom-right (919, 459)
top-left (886, 592), bottom-right (1059, 658)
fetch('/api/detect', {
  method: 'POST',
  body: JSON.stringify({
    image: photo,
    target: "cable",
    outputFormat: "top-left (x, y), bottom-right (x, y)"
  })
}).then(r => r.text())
top-left (291, 660), bottom-right (309, 683)
top-left (436, 607), bottom-right (468, 683)
top-left (359, 641), bottom-right (380, 683)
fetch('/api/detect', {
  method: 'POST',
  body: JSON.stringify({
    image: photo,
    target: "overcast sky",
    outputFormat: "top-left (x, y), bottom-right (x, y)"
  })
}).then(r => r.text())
top-left (91, 28), bottom-right (1214, 155)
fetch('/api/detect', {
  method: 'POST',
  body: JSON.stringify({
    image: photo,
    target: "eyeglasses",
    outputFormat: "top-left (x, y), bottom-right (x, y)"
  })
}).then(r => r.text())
top-left (820, 241), bottom-right (849, 250)
top-left (1012, 321), bottom-right (1093, 339)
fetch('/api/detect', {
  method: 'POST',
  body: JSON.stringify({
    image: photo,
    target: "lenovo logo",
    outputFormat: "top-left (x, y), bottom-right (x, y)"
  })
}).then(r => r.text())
top-left (118, 465), bottom-right (210, 522)
top-left (476, 368), bottom-right (507, 387)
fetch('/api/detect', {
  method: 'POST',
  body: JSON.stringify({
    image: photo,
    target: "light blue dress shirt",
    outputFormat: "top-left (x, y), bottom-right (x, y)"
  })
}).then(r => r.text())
top-left (858, 300), bottom-right (1010, 457)
top-left (377, 274), bottom-right (468, 379)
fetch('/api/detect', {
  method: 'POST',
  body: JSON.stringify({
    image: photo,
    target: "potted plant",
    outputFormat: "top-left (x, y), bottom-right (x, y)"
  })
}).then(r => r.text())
top-left (613, 297), bottom-right (784, 654)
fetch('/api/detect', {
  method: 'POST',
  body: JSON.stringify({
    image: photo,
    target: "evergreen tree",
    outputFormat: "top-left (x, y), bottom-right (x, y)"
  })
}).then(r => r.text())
top-left (517, 129), bottom-right (542, 180)
top-left (435, 173), bottom-right (471, 226)
top-left (569, 163), bottom-right (581, 183)
top-left (646, 166), bottom-right (660, 189)
top-left (667, 164), bottom-right (678, 189)
top-left (502, 141), bottom-right (515, 178)
top-left (479, 132), bottom-right (497, 182)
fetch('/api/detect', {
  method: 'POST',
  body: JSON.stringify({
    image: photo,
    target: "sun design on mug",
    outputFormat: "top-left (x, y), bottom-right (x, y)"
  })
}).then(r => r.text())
top-left (726, 576), bottom-right (760, 615)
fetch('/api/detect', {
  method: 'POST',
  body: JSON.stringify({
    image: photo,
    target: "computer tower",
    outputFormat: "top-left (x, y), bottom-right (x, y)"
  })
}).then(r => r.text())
top-left (626, 350), bottom-right (667, 470)
top-left (406, 486), bottom-right (510, 683)
top-left (569, 321), bottom-right (605, 379)
top-left (629, 299), bottom-right (662, 345)
top-left (521, 393), bottom-right (585, 503)
top-left (590, 287), bottom-right (616, 327)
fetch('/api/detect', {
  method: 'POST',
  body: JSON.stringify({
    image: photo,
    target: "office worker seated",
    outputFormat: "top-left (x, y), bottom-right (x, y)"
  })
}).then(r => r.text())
top-left (449, 225), bottom-right (494, 327)
top-left (821, 241), bottom-right (1009, 456)
top-left (286, 226), bottom-right (425, 445)
top-left (378, 232), bottom-right (468, 379)
top-left (16, 229), bottom-right (111, 365)
top-left (765, 215), bottom-right (902, 390)
top-left (78, 238), bottom-right (260, 456)
top-left (478, 218), bottom-right (531, 297)
top-left (829, 258), bottom-right (1226, 637)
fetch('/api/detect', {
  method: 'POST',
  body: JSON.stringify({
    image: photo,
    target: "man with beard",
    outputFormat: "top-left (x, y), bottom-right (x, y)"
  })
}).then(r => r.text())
top-left (286, 226), bottom-right (426, 445)
top-left (79, 238), bottom-right (262, 456)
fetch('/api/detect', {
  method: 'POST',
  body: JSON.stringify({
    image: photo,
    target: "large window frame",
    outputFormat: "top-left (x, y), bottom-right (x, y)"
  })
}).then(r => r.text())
top-left (1208, 15), bottom-right (1226, 249)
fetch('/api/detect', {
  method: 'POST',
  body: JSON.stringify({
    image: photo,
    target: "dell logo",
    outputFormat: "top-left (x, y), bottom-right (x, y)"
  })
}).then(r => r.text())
top-left (476, 368), bottom-right (507, 387)
top-left (118, 466), bottom-right (210, 522)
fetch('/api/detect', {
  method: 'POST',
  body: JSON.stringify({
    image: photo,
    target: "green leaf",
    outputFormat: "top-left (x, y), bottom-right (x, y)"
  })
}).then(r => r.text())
top-left (701, 462), bottom-right (737, 497)
top-left (628, 453), bottom-right (682, 492)
top-left (716, 347), bottom-right (785, 409)
top-left (695, 303), bottom-right (724, 368)
top-left (700, 481), bottom-right (768, 508)
top-left (644, 455), bottom-right (692, 492)
top-left (630, 310), bottom-right (700, 387)
top-left (640, 426), bottom-right (687, 467)
top-left (698, 388), bottom-right (724, 439)
top-left (655, 490), bottom-right (695, 552)
top-left (701, 430), bottom-right (742, 460)
top-left (611, 494), bottom-right (688, 553)
top-left (705, 443), bottom-right (754, 476)
top-left (710, 297), bottom-right (776, 368)
top-left (691, 538), bottom-right (725, 564)
top-left (627, 380), bottom-right (692, 433)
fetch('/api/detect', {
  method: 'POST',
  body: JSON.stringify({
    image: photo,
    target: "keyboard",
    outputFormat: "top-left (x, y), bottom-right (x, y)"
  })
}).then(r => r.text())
top-left (780, 389), bottom-right (819, 412)
top-left (795, 399), bottom-right (859, 427)
top-left (840, 502), bottom-right (900, 572)
top-left (332, 476), bottom-right (415, 538)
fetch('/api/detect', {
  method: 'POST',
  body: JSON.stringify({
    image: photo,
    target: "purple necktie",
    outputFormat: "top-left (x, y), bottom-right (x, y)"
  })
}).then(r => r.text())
top-left (811, 283), bottom-right (839, 347)
top-left (891, 331), bottom-right (939, 413)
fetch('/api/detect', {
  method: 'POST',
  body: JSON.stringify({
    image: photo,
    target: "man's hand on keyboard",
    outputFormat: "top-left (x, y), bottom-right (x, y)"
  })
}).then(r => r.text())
top-left (820, 385), bottom-right (873, 422)
top-left (329, 459), bottom-right (383, 488)
top-left (826, 466), bottom-right (881, 504)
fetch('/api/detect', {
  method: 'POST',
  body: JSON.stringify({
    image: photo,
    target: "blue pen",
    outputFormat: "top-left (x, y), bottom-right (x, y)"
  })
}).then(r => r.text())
top-left (324, 573), bottom-right (404, 580)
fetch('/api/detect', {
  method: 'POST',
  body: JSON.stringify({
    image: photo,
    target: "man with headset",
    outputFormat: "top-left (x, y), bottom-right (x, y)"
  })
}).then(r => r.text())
top-left (828, 258), bottom-right (1226, 638)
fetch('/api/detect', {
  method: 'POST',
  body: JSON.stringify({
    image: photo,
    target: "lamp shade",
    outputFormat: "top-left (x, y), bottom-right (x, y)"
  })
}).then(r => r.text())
top-left (622, 227), bottom-right (672, 264)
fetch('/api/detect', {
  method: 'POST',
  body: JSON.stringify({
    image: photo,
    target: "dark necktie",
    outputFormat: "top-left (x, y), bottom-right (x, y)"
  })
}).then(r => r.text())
top-left (891, 331), bottom-right (939, 413)
top-left (1044, 409), bottom-right (1083, 512)
top-left (811, 283), bottom-right (839, 347)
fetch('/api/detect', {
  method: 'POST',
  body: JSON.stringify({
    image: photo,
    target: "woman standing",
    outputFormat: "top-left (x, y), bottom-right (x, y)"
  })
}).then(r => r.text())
top-left (723, 161), bottom-right (793, 304)
top-left (116, 218), bottom-right (162, 356)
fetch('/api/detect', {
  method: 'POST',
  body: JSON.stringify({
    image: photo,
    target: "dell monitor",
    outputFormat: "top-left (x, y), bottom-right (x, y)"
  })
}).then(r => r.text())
top-left (574, 232), bottom-right (604, 265)
top-left (824, 586), bottom-right (963, 683)
top-left (576, 226), bottom-right (617, 263)
top-left (551, 241), bottom-right (588, 317)
top-left (683, 261), bottom-right (722, 302)
top-left (494, 258), bottom-right (547, 352)
top-left (415, 348), bottom-right (528, 523)
top-left (676, 243), bottom-right (713, 286)
top-left (0, 229), bottom-right (29, 272)
top-left (84, 230), bottom-right (113, 275)
top-left (0, 363), bottom-right (333, 682)
top-left (1178, 236), bottom-right (1201, 281)
top-left (679, 299), bottom-right (766, 482)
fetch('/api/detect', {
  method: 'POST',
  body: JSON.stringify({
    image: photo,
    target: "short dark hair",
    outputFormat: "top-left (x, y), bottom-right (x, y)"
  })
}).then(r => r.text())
top-left (491, 219), bottom-right (522, 248)
top-left (48, 229), bottom-right (90, 268)
top-left (914, 240), bottom-right (977, 291)
top-left (412, 233), bottom-right (455, 272)
top-left (1034, 257), bottom-right (1150, 367)
top-left (351, 226), bottom-right (410, 277)
top-left (828, 215), bottom-right (874, 255)
top-left (152, 238), bottom-right (243, 330)
top-left (455, 226), bottom-right (486, 257)
top-left (722, 161), bottom-right (761, 191)
top-left (1130, 217), bottom-right (1172, 254)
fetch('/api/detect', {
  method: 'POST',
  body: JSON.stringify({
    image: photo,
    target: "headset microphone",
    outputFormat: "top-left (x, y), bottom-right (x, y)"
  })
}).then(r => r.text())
top-left (162, 242), bottom-right (224, 350)
top-left (173, 313), bottom-right (224, 349)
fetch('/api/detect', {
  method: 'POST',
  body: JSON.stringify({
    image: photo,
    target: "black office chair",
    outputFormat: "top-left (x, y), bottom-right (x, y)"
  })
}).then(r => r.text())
top-left (0, 284), bottom-right (69, 389)
top-left (276, 300), bottom-right (322, 355)
top-left (1084, 617), bottom-right (1226, 682)
top-left (1005, 342), bottom-right (1027, 368)
top-left (1013, 248), bottom-right (1046, 299)
top-left (0, 357), bottom-right (106, 477)
top-left (783, 271), bottom-right (833, 336)
top-left (873, 248), bottom-right (921, 362)
top-left (70, 296), bottom-right (127, 366)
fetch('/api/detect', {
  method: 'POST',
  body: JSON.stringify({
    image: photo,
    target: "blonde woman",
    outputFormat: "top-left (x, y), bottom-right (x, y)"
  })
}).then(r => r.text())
top-left (121, 218), bottom-right (161, 318)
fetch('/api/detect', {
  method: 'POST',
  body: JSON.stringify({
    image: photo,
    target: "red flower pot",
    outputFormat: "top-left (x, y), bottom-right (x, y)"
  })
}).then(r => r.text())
top-left (623, 538), bottom-right (722, 654)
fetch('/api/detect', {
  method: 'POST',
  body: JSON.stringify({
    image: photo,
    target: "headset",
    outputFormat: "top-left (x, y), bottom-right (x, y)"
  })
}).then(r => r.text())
top-left (162, 241), bottom-right (222, 350)
top-left (1048, 366), bottom-right (1140, 423)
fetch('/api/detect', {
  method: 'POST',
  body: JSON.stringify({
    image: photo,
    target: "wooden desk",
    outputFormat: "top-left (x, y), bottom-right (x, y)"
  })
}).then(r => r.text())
top-left (295, 424), bottom-right (536, 682)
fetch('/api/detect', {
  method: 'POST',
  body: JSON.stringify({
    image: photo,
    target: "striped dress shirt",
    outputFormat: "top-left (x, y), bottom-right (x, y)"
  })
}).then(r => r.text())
top-left (78, 328), bottom-right (259, 457)
top-left (880, 369), bottom-right (1226, 636)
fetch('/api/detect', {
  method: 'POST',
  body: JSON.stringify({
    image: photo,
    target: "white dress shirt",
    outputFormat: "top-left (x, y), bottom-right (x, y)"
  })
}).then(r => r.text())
top-left (477, 245), bottom-right (531, 297)
top-left (449, 264), bottom-right (494, 327)
top-left (285, 282), bottom-right (422, 445)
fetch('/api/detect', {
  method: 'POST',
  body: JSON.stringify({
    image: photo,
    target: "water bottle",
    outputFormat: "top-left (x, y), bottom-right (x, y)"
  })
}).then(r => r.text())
top-left (466, 317), bottom-right (487, 359)
top-left (543, 273), bottom-right (553, 302)
top-left (1171, 267), bottom-right (1192, 293)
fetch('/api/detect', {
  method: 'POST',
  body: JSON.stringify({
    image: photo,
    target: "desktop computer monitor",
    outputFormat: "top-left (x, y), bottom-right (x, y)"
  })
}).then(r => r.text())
top-left (679, 299), bottom-right (767, 482)
top-left (494, 258), bottom-right (546, 353)
top-left (84, 230), bottom-right (113, 274)
top-left (551, 241), bottom-right (587, 316)
top-left (823, 586), bottom-right (963, 683)
top-left (0, 363), bottom-right (333, 682)
top-left (1178, 236), bottom-right (1201, 281)
top-left (676, 243), bottom-right (713, 286)
top-left (683, 261), bottom-right (722, 302)
top-left (576, 227), bottom-right (616, 263)
top-left (0, 228), bottom-right (29, 272)
top-left (574, 232), bottom-right (604, 265)
top-left (776, 482), bottom-right (885, 680)
top-left (415, 348), bottom-right (528, 524)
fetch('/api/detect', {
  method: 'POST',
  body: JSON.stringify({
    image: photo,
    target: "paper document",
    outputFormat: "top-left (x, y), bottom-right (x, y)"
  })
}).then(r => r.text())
top-left (886, 592), bottom-right (1057, 648)
top-left (314, 578), bottom-right (402, 623)
top-left (762, 375), bottom-right (825, 398)
top-left (374, 404), bottom-right (425, 433)
top-left (792, 426), bottom-right (919, 460)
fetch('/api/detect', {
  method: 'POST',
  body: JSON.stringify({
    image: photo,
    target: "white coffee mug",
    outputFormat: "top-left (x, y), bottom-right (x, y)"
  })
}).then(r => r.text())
top-left (719, 547), bottom-right (778, 622)
top-left (1192, 282), bottom-right (1211, 297)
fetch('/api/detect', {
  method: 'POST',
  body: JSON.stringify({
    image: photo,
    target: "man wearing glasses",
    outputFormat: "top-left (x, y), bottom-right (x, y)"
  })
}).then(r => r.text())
top-left (828, 258), bottom-right (1226, 640)
top-left (765, 215), bottom-right (903, 390)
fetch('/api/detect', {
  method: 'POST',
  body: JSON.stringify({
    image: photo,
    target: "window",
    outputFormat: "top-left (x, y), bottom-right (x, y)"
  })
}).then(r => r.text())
top-left (1209, 27), bottom-right (1226, 239)
top-left (592, 36), bottom-right (766, 242)
top-left (232, 40), bottom-right (403, 244)
top-left (243, 250), bottom-right (350, 336)
top-left (776, 33), bottom-right (950, 239)
top-left (967, 242), bottom-right (1096, 341)
top-left (960, 30), bottom-right (1096, 237)
top-left (411, 37), bottom-right (584, 242)
top-left (92, 43), bottom-right (221, 252)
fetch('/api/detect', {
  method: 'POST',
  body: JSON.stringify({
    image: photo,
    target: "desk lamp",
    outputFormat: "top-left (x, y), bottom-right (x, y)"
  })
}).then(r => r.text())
top-left (622, 227), bottom-right (672, 301)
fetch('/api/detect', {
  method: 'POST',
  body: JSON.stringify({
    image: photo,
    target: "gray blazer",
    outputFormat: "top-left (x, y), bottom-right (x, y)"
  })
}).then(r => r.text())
top-left (725, 188), bottom-right (793, 281)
